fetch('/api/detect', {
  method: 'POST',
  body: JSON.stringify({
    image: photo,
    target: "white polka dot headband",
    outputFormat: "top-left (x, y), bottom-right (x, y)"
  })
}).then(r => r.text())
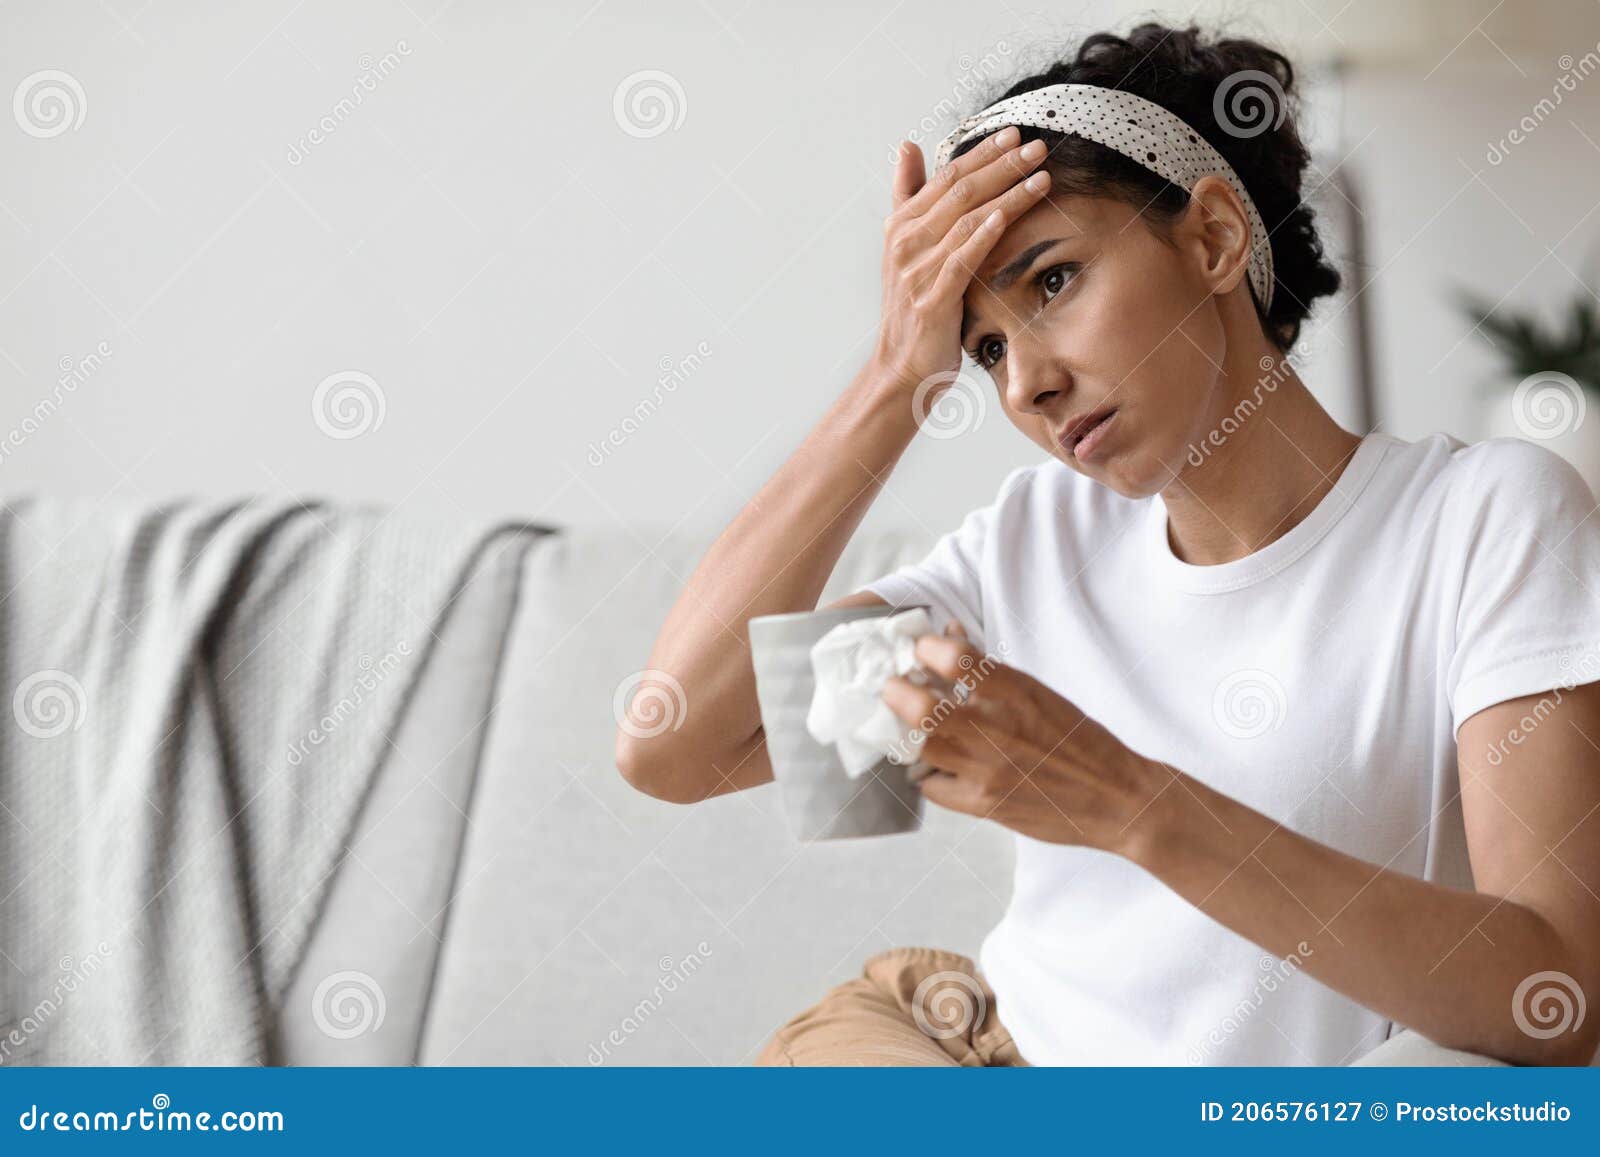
top-left (934, 84), bottom-right (1275, 311)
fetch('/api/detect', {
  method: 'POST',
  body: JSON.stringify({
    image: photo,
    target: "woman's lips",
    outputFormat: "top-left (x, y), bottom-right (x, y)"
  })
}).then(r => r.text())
top-left (1063, 409), bottom-right (1118, 462)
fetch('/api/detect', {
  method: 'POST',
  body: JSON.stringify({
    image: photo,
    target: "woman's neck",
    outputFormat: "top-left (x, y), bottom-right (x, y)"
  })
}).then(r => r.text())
top-left (1159, 346), bottom-right (1363, 567)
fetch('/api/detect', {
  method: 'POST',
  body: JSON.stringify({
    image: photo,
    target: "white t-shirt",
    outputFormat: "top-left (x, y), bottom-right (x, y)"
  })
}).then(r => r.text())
top-left (861, 431), bottom-right (1600, 1066)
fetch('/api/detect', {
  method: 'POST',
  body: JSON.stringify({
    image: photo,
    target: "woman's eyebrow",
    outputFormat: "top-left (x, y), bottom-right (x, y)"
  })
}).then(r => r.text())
top-left (961, 236), bottom-right (1074, 343)
top-left (991, 237), bottom-right (1072, 291)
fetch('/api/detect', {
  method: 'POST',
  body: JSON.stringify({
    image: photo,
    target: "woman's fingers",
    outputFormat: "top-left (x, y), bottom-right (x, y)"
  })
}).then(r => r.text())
top-left (894, 125), bottom-right (1019, 222)
top-left (912, 632), bottom-right (988, 683)
top-left (912, 137), bottom-right (1048, 246)
top-left (925, 170), bottom-right (1053, 303)
top-left (883, 670), bottom-right (1006, 751)
top-left (914, 767), bottom-right (987, 815)
top-left (937, 166), bottom-right (1054, 263)
top-left (914, 723), bottom-right (1043, 815)
top-left (890, 140), bottom-right (924, 208)
top-left (871, 129), bottom-right (1049, 394)
top-left (881, 672), bottom-right (940, 727)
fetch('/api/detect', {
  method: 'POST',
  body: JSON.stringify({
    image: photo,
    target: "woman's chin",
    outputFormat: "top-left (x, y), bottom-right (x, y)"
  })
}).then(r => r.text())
top-left (1050, 435), bottom-right (1168, 499)
top-left (1092, 467), bottom-right (1160, 500)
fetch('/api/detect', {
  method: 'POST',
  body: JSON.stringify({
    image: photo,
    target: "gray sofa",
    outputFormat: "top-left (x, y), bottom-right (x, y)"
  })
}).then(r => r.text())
top-left (275, 525), bottom-right (1508, 1067)
top-left (278, 524), bottom-right (1012, 1065)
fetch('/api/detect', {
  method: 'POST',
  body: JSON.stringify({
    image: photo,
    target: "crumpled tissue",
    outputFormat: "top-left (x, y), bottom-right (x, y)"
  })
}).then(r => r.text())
top-left (805, 608), bottom-right (934, 778)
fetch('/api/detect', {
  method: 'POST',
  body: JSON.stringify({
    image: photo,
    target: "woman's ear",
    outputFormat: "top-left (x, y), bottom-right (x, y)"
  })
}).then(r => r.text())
top-left (1178, 174), bottom-right (1253, 298)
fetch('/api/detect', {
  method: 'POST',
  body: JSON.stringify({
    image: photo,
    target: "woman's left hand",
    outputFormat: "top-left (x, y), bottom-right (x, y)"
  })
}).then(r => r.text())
top-left (880, 623), bottom-right (1167, 852)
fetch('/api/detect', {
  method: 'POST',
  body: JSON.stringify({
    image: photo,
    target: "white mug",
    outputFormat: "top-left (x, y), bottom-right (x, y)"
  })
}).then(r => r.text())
top-left (747, 604), bottom-right (928, 841)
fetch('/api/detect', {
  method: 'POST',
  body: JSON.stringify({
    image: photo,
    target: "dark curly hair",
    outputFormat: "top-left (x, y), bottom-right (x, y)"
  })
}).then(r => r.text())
top-left (952, 23), bottom-right (1340, 352)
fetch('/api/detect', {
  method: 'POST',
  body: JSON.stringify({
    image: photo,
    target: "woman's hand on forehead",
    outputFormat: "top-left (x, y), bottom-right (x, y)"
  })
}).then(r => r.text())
top-left (867, 129), bottom-right (1053, 398)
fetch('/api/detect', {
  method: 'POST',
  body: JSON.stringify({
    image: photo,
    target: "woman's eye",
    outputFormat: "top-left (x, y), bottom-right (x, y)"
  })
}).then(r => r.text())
top-left (1041, 263), bottom-right (1077, 299)
top-left (967, 265), bottom-right (1077, 369)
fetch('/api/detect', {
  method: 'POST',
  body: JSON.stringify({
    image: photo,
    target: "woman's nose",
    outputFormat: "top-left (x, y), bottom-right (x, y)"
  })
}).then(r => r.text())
top-left (1004, 345), bottom-right (1068, 414)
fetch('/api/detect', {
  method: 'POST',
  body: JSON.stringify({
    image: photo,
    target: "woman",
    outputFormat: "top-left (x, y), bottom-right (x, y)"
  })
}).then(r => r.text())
top-left (615, 23), bottom-right (1600, 1067)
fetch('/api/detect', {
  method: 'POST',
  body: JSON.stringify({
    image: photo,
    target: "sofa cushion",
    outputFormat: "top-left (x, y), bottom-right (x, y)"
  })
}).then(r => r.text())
top-left (419, 527), bottom-right (1016, 1065)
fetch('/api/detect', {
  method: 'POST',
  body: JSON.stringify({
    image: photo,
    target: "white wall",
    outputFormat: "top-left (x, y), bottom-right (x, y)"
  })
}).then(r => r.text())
top-left (3, 0), bottom-right (1598, 538)
top-left (1342, 61), bottom-right (1600, 445)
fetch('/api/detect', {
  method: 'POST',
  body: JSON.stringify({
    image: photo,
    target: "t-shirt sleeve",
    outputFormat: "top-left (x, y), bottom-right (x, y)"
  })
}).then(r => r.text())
top-left (1447, 438), bottom-right (1600, 734)
top-left (855, 466), bottom-right (1028, 651)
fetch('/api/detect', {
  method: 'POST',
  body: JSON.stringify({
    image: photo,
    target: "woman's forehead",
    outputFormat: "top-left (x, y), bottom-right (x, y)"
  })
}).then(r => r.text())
top-left (971, 194), bottom-right (1118, 283)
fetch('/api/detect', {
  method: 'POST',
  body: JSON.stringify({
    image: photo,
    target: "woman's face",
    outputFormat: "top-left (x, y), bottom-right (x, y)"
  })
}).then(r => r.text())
top-left (960, 190), bottom-right (1232, 499)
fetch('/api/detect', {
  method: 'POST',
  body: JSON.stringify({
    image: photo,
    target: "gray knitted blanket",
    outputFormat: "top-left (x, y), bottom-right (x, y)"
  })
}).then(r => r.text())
top-left (0, 495), bottom-right (532, 1064)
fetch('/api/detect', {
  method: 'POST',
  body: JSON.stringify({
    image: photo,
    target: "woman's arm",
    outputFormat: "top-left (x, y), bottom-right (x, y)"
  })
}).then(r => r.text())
top-left (613, 375), bottom-right (906, 804)
top-left (886, 633), bottom-right (1600, 1065)
top-left (616, 128), bottom-right (1054, 803)
top-left (1133, 681), bottom-right (1600, 1066)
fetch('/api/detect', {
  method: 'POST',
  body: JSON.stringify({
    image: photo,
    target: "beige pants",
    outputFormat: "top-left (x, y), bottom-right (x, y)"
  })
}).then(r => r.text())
top-left (755, 947), bottom-right (1028, 1067)
top-left (756, 949), bottom-right (1521, 1067)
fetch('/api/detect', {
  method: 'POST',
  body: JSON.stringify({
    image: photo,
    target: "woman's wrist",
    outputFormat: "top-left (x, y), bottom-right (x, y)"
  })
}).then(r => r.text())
top-left (854, 353), bottom-right (919, 398)
top-left (845, 360), bottom-right (925, 440)
top-left (1118, 762), bottom-right (1289, 909)
top-left (1114, 759), bottom-right (1225, 874)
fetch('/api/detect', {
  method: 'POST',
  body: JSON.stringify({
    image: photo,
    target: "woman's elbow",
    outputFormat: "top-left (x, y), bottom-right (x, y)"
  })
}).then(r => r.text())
top-left (1520, 945), bottom-right (1600, 1065)
top-left (1527, 1011), bottom-right (1600, 1067)
top-left (1484, 965), bottom-right (1600, 1066)
top-left (614, 729), bottom-right (699, 804)
top-left (1491, 1026), bottom-right (1600, 1067)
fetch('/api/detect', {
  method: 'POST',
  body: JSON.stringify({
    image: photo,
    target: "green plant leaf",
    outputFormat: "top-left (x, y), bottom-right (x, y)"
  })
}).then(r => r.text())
top-left (1453, 284), bottom-right (1600, 394)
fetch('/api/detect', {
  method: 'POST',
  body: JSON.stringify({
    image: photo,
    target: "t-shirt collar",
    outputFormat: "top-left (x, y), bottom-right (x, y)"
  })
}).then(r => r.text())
top-left (1144, 432), bottom-right (1393, 594)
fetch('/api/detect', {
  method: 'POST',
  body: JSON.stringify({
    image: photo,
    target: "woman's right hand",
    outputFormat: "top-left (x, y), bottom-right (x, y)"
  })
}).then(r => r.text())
top-left (868, 125), bottom-right (1053, 397)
